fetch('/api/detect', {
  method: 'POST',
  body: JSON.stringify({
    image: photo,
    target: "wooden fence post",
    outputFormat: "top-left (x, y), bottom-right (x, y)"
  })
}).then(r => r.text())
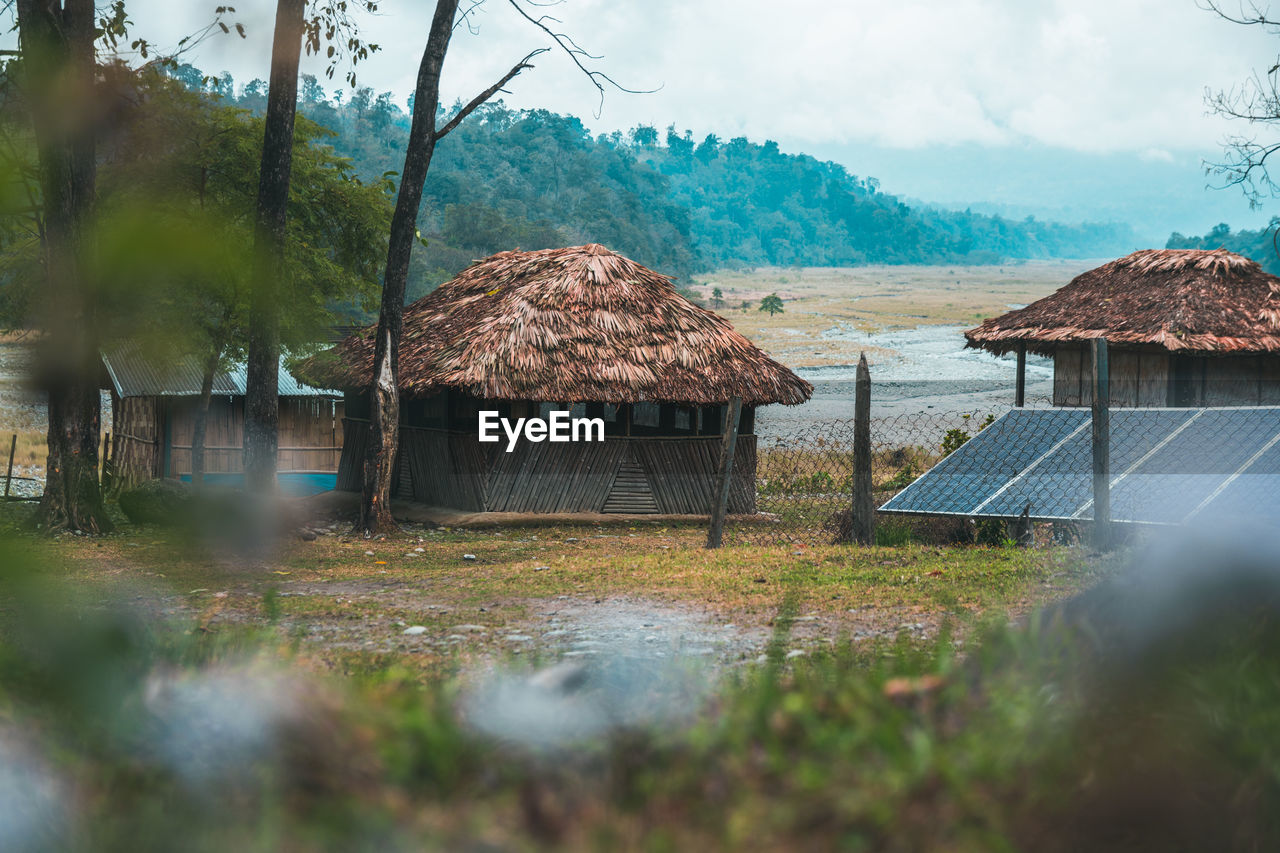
top-left (3, 434), bottom-right (15, 500)
top-left (850, 353), bottom-right (874, 544)
top-left (1015, 342), bottom-right (1026, 408)
top-left (706, 396), bottom-right (743, 549)
top-left (1091, 338), bottom-right (1111, 551)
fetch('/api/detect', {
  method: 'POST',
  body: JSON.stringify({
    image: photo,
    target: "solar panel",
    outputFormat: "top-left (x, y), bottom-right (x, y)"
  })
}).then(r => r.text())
top-left (878, 408), bottom-right (1087, 518)
top-left (879, 406), bottom-right (1280, 526)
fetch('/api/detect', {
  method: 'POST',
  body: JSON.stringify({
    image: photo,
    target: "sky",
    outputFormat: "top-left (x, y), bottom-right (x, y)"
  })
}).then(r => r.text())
top-left (102, 1), bottom-right (1280, 240)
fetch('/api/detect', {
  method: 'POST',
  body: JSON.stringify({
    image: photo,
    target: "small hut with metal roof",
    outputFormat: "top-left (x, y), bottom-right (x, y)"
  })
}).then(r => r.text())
top-left (965, 248), bottom-right (1280, 407)
top-left (102, 344), bottom-right (344, 486)
top-left (295, 243), bottom-right (812, 515)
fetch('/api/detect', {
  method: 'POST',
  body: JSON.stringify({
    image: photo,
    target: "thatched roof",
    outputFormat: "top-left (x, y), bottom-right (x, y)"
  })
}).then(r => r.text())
top-left (966, 248), bottom-right (1280, 356)
top-left (294, 244), bottom-right (812, 406)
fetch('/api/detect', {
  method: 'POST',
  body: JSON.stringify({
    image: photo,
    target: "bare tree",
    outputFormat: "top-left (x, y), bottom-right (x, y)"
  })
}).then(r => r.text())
top-left (359, 0), bottom-right (641, 536)
top-left (1203, 2), bottom-right (1280, 205)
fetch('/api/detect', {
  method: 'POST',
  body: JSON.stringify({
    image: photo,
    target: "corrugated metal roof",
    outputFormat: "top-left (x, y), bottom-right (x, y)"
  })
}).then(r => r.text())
top-left (102, 345), bottom-right (340, 399)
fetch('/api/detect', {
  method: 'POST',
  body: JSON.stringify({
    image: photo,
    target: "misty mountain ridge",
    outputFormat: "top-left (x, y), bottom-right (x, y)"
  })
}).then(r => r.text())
top-left (177, 65), bottom-right (1159, 294)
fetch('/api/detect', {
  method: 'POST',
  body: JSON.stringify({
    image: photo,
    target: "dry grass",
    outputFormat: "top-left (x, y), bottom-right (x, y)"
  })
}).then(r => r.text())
top-left (6, 431), bottom-right (46, 468)
top-left (691, 260), bottom-right (1096, 367)
top-left (0, 330), bottom-right (40, 344)
top-left (35, 517), bottom-right (1101, 677)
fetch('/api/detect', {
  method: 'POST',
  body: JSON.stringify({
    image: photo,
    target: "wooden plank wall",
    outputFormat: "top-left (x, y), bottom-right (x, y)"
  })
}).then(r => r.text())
top-left (1109, 350), bottom-right (1140, 407)
top-left (1137, 352), bottom-right (1169, 406)
top-left (166, 397), bottom-right (343, 475)
top-left (396, 427), bottom-right (485, 511)
top-left (479, 435), bottom-right (757, 514)
top-left (1204, 356), bottom-right (1264, 406)
top-left (1053, 347), bottom-right (1085, 406)
top-left (1263, 356), bottom-right (1280, 405)
top-left (1057, 347), bottom-right (1170, 408)
top-left (602, 450), bottom-right (659, 513)
top-left (167, 396), bottom-right (243, 475)
top-left (278, 398), bottom-right (345, 472)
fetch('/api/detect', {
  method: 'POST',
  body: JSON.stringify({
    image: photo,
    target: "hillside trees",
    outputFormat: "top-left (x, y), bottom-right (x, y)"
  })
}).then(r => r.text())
top-left (184, 75), bottom-right (1135, 296)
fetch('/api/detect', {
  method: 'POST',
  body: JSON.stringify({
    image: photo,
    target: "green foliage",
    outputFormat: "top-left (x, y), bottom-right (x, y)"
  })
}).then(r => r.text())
top-left (881, 462), bottom-right (919, 491)
top-left (1167, 219), bottom-right (1280, 274)
top-left (759, 292), bottom-right (785, 315)
top-left (167, 65), bottom-right (1136, 305)
top-left (873, 516), bottom-right (914, 546)
top-left (1, 70), bottom-right (392, 364)
top-left (760, 469), bottom-right (838, 496)
top-left (940, 413), bottom-right (995, 457)
top-left (974, 517), bottom-right (1010, 546)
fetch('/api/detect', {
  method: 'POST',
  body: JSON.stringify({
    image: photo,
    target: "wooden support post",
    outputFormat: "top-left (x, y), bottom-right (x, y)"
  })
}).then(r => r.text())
top-left (1015, 343), bottom-right (1026, 407)
top-left (850, 353), bottom-right (874, 544)
top-left (101, 432), bottom-right (111, 490)
top-left (3, 433), bottom-right (15, 500)
top-left (706, 396), bottom-right (743, 549)
top-left (1091, 338), bottom-right (1111, 551)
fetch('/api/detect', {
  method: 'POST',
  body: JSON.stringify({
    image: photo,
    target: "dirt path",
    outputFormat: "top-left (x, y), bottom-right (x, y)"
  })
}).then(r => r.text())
top-left (199, 579), bottom-right (957, 670)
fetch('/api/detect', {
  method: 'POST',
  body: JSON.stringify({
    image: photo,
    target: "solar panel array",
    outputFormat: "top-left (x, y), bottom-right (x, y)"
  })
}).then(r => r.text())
top-left (879, 407), bottom-right (1280, 526)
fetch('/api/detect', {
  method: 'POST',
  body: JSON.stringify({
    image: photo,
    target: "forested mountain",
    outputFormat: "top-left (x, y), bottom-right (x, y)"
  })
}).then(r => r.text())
top-left (174, 65), bottom-right (1138, 298)
top-left (1166, 221), bottom-right (1280, 274)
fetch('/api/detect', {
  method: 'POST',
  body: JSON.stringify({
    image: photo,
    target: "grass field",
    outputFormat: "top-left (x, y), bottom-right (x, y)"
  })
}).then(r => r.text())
top-left (36, 514), bottom-right (1101, 678)
top-left (2, 512), bottom-right (1277, 850)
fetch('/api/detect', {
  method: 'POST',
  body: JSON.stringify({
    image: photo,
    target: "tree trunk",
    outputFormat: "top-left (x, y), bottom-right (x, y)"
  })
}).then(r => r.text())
top-left (190, 348), bottom-right (221, 491)
top-left (17, 0), bottom-right (112, 533)
top-left (244, 0), bottom-right (305, 495)
top-left (359, 0), bottom-right (459, 537)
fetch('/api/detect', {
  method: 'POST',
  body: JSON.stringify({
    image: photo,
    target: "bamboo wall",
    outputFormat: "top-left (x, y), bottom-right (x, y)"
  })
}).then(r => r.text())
top-left (338, 419), bottom-right (758, 515)
top-left (111, 395), bottom-right (343, 482)
top-left (110, 394), bottom-right (162, 487)
top-left (1053, 347), bottom-right (1280, 407)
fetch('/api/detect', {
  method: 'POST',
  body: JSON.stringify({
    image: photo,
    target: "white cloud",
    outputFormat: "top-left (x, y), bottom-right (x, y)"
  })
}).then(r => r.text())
top-left (67, 0), bottom-right (1280, 155)
top-left (1140, 147), bottom-right (1176, 163)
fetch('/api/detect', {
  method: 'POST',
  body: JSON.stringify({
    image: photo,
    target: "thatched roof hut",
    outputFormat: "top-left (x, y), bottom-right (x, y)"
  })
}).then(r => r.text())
top-left (298, 244), bottom-right (811, 516)
top-left (965, 249), bottom-right (1280, 407)
top-left (966, 249), bottom-right (1280, 355)
top-left (296, 243), bottom-right (811, 406)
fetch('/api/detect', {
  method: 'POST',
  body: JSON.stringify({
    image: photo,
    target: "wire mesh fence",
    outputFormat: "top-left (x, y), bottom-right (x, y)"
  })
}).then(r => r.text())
top-left (724, 399), bottom-right (1060, 547)
top-left (727, 389), bottom-right (1280, 547)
